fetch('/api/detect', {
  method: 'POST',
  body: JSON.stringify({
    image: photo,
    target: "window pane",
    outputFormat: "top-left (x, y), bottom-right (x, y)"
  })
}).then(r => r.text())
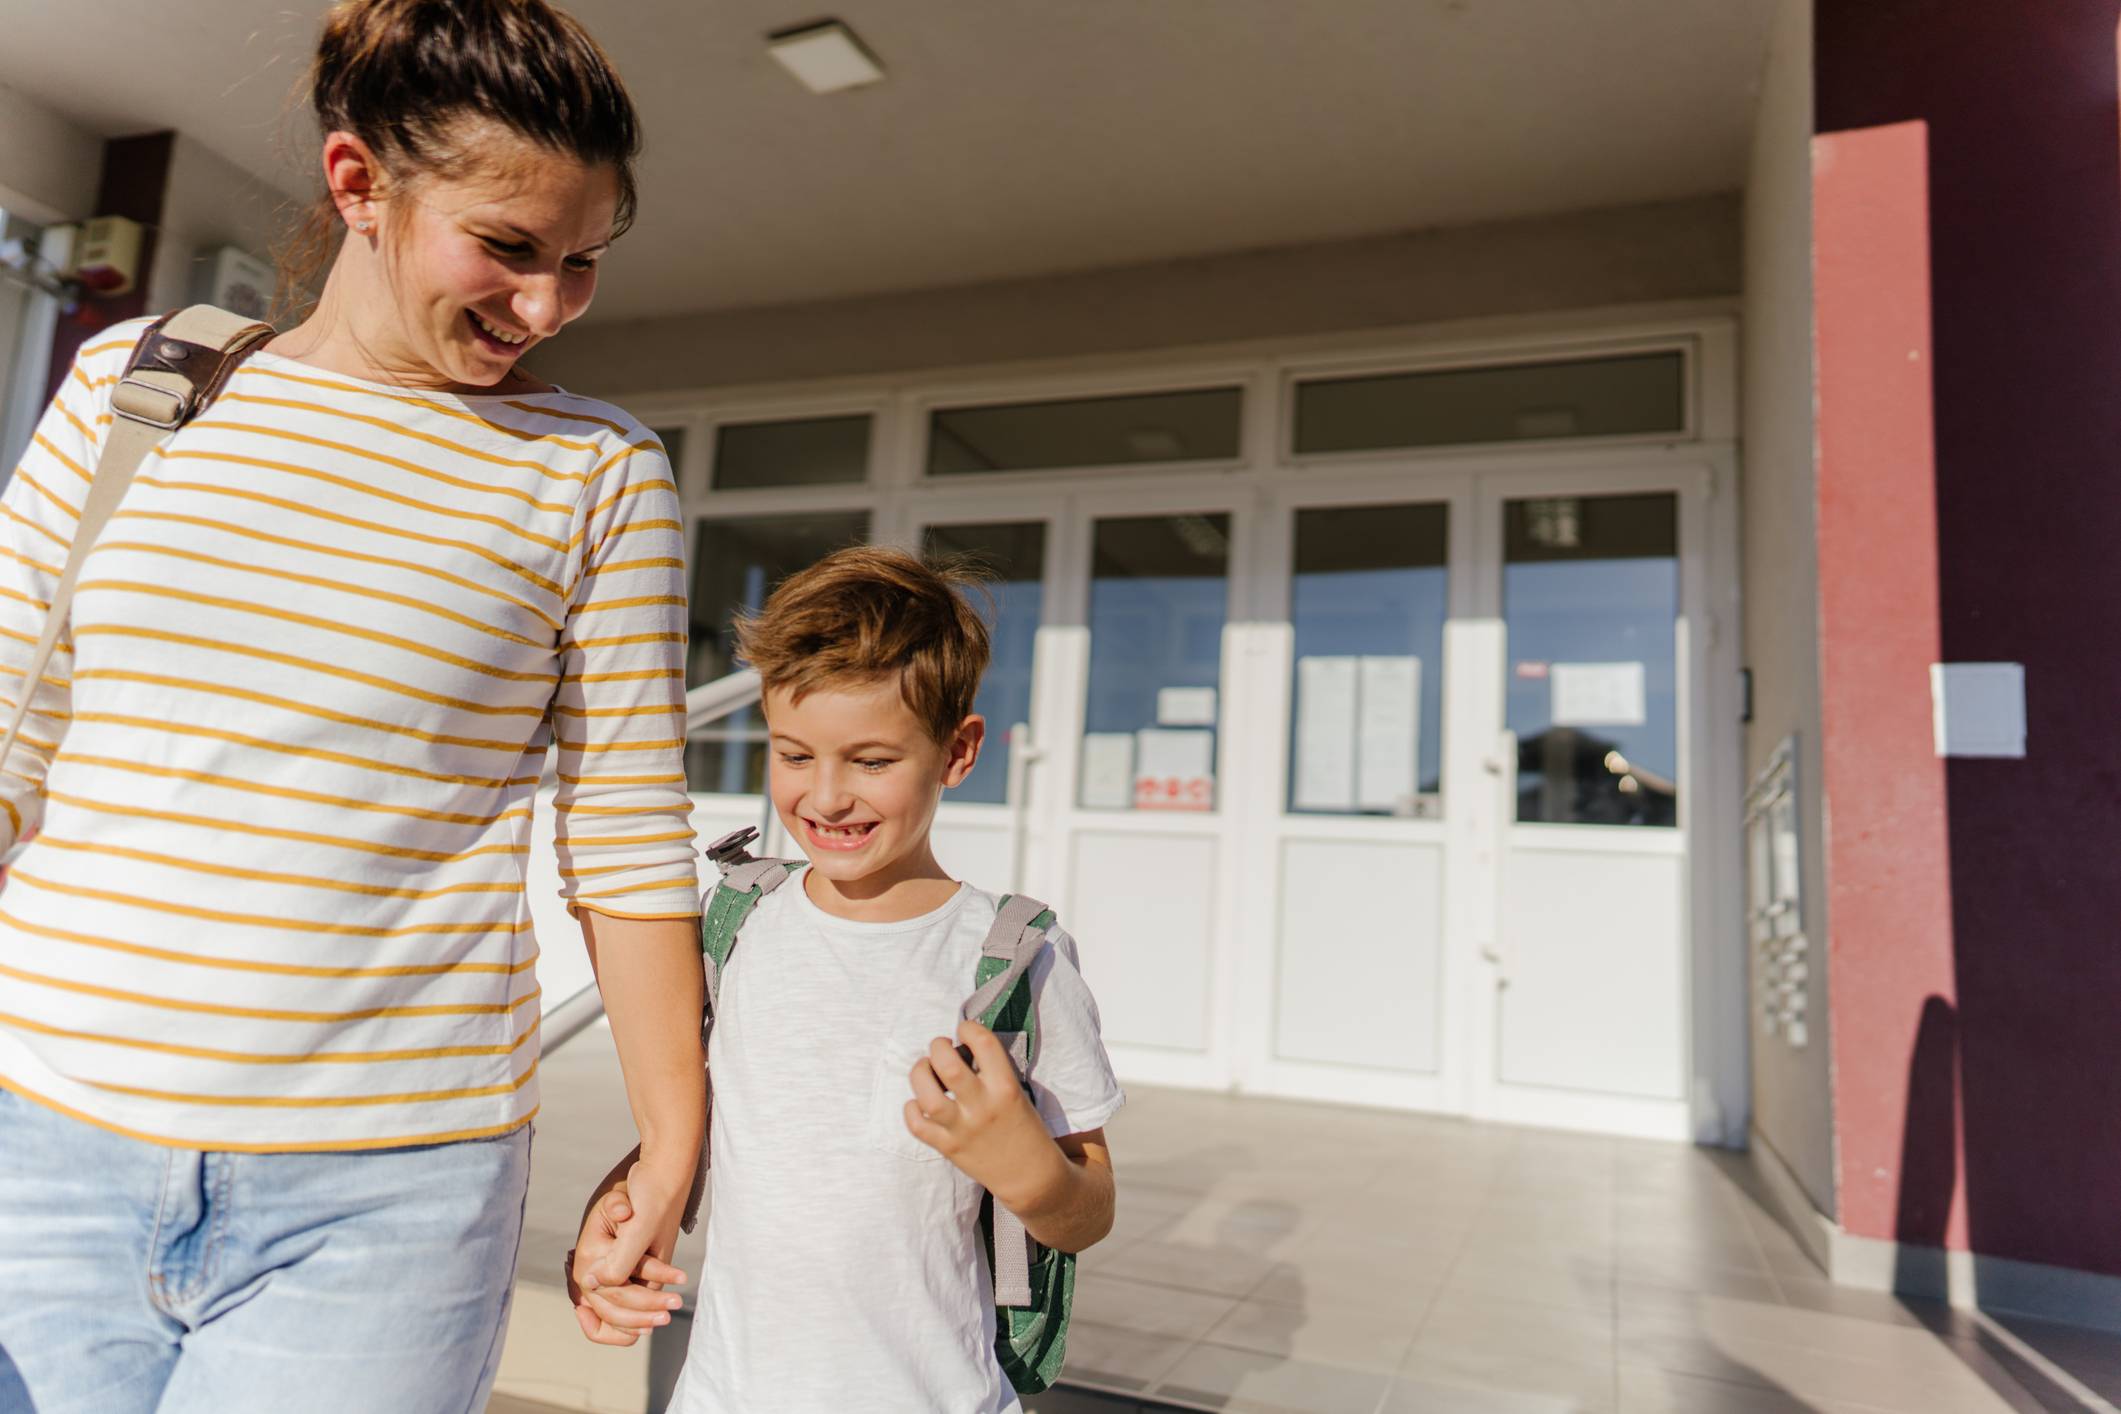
top-left (922, 521), bottom-right (1047, 806)
top-left (1294, 352), bottom-right (1685, 456)
top-left (1288, 503), bottom-right (1448, 816)
top-left (713, 414), bottom-right (871, 490)
top-left (1080, 514), bottom-right (1230, 812)
top-left (687, 510), bottom-right (871, 793)
top-left (1502, 493), bottom-right (1678, 827)
top-left (650, 426), bottom-right (685, 479)
top-left (928, 388), bottom-right (1242, 475)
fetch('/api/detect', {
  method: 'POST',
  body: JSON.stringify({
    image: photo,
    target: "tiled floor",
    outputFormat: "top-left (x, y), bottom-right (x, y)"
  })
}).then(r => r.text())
top-left (501, 1029), bottom-right (2121, 1414)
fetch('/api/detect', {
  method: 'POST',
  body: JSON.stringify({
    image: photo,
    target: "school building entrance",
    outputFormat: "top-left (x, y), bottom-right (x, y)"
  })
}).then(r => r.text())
top-left (617, 315), bottom-right (1745, 1145)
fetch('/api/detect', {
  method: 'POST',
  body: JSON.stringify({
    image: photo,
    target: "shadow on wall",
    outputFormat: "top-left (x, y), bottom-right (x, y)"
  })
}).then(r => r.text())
top-left (1818, 0), bottom-right (2121, 1334)
top-left (1893, 996), bottom-right (2121, 1405)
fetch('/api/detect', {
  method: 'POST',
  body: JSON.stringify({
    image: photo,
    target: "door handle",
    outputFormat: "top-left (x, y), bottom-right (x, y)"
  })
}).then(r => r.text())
top-left (1480, 730), bottom-right (1518, 985)
top-left (1004, 722), bottom-right (1038, 894)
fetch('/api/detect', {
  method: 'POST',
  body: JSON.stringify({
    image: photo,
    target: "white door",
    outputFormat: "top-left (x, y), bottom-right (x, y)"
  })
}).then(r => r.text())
top-left (1229, 478), bottom-right (1476, 1112)
top-left (1461, 474), bottom-right (1703, 1138)
top-left (912, 510), bottom-right (1061, 895)
top-left (1013, 488), bottom-right (1252, 1090)
top-left (1224, 467), bottom-right (1710, 1139)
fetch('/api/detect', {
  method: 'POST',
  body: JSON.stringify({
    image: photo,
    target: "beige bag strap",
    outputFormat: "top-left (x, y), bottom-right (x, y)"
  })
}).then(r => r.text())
top-left (0, 306), bottom-right (274, 779)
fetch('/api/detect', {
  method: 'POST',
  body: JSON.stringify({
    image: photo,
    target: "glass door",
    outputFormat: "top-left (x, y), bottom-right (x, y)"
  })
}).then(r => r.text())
top-left (1469, 479), bottom-right (1697, 1135)
top-left (916, 515), bottom-right (1056, 893)
top-left (1232, 483), bottom-right (1471, 1113)
top-left (1041, 492), bottom-right (1246, 1088)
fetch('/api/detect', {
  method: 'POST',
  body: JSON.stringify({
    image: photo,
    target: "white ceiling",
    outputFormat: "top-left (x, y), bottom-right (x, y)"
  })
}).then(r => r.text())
top-left (0, 0), bottom-right (1775, 323)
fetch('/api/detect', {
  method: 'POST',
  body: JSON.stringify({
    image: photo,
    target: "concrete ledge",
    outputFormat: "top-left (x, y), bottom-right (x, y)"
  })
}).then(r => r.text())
top-left (1750, 1126), bottom-right (2121, 1334)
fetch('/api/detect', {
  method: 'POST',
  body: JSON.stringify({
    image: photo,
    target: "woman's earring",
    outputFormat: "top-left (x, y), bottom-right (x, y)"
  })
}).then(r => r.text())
top-left (355, 220), bottom-right (372, 233)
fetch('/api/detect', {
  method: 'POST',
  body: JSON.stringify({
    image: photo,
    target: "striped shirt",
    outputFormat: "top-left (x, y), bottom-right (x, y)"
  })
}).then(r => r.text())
top-left (0, 318), bottom-right (699, 1151)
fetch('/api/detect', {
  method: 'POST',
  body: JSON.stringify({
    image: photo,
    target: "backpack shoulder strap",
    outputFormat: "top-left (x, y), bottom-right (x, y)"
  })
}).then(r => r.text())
top-left (698, 827), bottom-right (802, 1014)
top-left (0, 306), bottom-right (271, 778)
top-left (683, 827), bottom-right (801, 1233)
top-left (964, 892), bottom-right (1056, 1049)
top-left (967, 891), bottom-right (1059, 1309)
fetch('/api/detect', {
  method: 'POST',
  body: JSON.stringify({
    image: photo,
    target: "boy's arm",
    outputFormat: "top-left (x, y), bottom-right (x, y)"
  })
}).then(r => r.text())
top-left (566, 1152), bottom-right (688, 1345)
top-left (905, 1020), bottom-right (1117, 1253)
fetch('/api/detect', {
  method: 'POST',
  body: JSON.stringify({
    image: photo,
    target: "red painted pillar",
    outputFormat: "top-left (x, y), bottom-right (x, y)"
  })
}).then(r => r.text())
top-left (1814, 0), bottom-right (2121, 1278)
top-left (1810, 117), bottom-right (1962, 1252)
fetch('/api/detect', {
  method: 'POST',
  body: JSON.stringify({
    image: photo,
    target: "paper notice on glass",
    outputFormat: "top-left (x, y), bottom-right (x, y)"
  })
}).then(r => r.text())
top-left (1156, 685), bottom-right (1218, 727)
top-left (1357, 655), bottom-right (1421, 811)
top-left (1551, 662), bottom-right (1647, 727)
top-left (1293, 656), bottom-right (1358, 811)
top-left (1078, 732), bottom-right (1135, 810)
top-left (1133, 728), bottom-right (1215, 811)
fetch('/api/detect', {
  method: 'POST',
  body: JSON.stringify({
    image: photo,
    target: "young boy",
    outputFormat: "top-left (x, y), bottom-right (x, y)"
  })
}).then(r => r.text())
top-left (569, 546), bottom-right (1124, 1413)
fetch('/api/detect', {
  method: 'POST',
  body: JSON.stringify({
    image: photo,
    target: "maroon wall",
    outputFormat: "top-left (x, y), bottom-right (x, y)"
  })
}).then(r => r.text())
top-left (44, 132), bottom-right (172, 400)
top-left (1815, 0), bottom-right (2121, 1276)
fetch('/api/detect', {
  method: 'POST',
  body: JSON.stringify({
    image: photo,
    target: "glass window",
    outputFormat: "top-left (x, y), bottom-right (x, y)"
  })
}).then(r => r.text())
top-left (649, 426), bottom-right (685, 479)
top-left (922, 521), bottom-right (1047, 806)
top-left (1293, 352), bottom-right (1685, 456)
top-left (928, 388), bottom-right (1242, 476)
top-left (1502, 493), bottom-right (1679, 827)
top-left (1287, 503), bottom-right (1448, 816)
top-left (686, 510), bottom-right (871, 793)
top-left (1079, 513), bottom-right (1230, 812)
top-left (712, 414), bottom-right (870, 490)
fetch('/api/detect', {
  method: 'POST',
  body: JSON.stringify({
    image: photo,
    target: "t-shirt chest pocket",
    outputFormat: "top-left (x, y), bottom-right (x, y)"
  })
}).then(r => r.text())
top-left (867, 984), bottom-right (970, 1164)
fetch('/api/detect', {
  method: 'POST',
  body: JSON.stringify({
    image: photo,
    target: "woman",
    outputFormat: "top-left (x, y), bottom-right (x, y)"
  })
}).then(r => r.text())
top-left (0, 3), bottom-right (703, 1410)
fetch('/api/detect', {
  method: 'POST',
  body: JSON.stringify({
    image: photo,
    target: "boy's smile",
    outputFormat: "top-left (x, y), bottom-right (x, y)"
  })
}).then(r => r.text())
top-left (763, 677), bottom-right (984, 920)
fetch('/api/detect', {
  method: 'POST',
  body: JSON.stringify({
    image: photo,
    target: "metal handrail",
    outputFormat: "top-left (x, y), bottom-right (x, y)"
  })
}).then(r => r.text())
top-left (541, 670), bottom-right (767, 1055)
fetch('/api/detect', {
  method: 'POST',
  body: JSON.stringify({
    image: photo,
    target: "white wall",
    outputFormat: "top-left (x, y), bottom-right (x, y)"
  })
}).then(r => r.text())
top-left (1740, 0), bottom-right (1835, 1218)
top-left (539, 195), bottom-right (1740, 395)
top-left (0, 82), bottom-right (99, 225)
top-left (146, 135), bottom-right (294, 316)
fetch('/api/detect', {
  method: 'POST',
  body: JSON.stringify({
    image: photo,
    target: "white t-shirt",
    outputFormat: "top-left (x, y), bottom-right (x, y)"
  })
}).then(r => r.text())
top-left (669, 871), bottom-right (1125, 1414)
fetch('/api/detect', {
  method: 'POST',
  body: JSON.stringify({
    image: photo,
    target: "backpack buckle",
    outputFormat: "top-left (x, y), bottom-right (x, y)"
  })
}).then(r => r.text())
top-left (703, 826), bottom-right (759, 866)
top-left (111, 376), bottom-right (192, 430)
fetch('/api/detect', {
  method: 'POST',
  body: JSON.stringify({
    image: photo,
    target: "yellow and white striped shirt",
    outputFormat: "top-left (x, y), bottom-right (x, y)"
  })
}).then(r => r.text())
top-left (0, 318), bottom-right (699, 1151)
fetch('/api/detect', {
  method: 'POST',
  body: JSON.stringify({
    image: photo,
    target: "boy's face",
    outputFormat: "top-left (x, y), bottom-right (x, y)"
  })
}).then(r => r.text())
top-left (763, 678), bottom-right (984, 889)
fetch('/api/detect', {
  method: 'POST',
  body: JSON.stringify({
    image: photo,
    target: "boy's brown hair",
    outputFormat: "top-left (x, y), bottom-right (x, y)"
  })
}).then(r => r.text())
top-left (734, 545), bottom-right (993, 744)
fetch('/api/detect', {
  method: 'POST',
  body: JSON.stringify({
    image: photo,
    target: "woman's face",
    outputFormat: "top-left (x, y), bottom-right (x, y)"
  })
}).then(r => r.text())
top-left (350, 129), bottom-right (619, 389)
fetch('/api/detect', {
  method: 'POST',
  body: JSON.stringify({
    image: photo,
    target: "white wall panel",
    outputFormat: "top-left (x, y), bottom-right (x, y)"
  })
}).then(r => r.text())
top-left (1274, 839), bottom-right (1444, 1073)
top-left (1067, 830), bottom-right (1217, 1053)
top-left (1498, 845), bottom-right (1685, 1099)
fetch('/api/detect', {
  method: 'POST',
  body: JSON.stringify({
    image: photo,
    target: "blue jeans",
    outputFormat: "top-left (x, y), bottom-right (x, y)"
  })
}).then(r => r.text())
top-left (0, 1088), bottom-right (530, 1414)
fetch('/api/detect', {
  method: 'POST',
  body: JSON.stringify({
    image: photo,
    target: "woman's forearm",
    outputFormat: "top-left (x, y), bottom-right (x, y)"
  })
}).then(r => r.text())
top-left (579, 910), bottom-right (706, 1173)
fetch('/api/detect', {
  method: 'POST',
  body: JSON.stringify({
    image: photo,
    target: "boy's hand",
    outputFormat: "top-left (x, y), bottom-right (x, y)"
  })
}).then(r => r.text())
top-left (904, 1019), bottom-right (1066, 1208)
top-left (568, 1170), bottom-right (689, 1346)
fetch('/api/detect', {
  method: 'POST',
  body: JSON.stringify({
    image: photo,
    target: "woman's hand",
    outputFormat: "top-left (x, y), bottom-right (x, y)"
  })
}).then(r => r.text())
top-left (568, 1153), bottom-right (690, 1346)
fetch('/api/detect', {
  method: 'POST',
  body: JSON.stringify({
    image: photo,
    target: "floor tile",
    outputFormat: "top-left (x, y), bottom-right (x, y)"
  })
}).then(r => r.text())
top-left (1398, 1345), bottom-right (1617, 1412)
top-left (1065, 1319), bottom-right (1197, 1392)
top-left (1153, 1342), bottom-right (1394, 1414)
top-left (1381, 1374), bottom-right (1606, 1413)
top-left (1201, 1294), bottom-right (1425, 1373)
top-left (1249, 1229), bottom-right (1456, 1314)
top-left (1615, 1364), bottom-right (1874, 1413)
top-left (1413, 1290), bottom-right (1617, 1370)
top-left (1103, 1237), bottom-right (1285, 1300)
top-left (1076, 1272), bottom-right (1243, 1343)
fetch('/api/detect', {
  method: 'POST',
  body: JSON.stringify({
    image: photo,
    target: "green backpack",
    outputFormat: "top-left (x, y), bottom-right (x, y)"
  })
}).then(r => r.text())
top-left (683, 827), bottom-right (1077, 1395)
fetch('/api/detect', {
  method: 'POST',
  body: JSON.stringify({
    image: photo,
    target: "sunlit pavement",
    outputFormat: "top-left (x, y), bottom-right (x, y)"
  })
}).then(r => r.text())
top-left (490, 1031), bottom-right (2121, 1414)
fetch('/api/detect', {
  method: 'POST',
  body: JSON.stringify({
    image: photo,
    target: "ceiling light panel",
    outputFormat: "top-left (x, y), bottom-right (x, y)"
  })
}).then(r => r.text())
top-left (767, 21), bottom-right (886, 95)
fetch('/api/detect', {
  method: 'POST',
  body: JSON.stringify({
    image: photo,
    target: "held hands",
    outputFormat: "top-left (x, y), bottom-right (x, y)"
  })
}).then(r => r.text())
top-left (904, 1019), bottom-right (1063, 1204)
top-left (567, 1150), bottom-right (692, 1346)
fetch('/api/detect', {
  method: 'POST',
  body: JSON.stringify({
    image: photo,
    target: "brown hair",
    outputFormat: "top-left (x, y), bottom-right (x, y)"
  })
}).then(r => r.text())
top-left (734, 546), bottom-right (994, 745)
top-left (278, 0), bottom-right (641, 309)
